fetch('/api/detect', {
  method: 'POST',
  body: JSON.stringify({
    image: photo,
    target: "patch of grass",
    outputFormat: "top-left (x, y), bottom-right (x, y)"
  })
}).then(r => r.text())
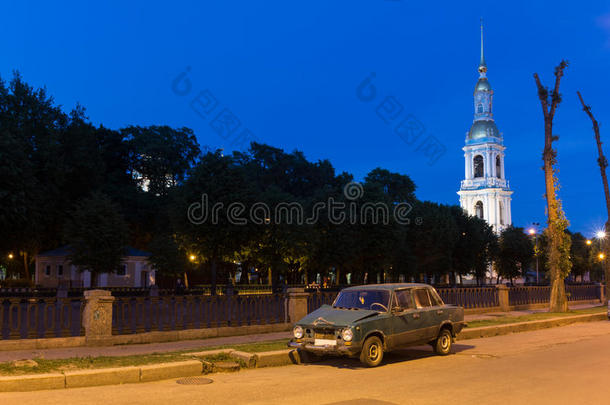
top-left (0, 339), bottom-right (290, 376)
top-left (466, 306), bottom-right (606, 329)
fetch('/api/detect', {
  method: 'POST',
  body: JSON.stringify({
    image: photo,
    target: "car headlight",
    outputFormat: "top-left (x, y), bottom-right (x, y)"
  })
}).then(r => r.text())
top-left (341, 328), bottom-right (353, 342)
top-left (293, 325), bottom-right (304, 339)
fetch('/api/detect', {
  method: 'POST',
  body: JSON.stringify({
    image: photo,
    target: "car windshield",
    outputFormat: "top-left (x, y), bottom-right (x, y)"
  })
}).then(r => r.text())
top-left (333, 289), bottom-right (390, 311)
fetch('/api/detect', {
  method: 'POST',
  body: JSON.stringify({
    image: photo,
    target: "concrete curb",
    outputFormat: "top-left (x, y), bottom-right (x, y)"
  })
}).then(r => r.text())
top-left (230, 350), bottom-right (257, 368)
top-left (140, 360), bottom-right (203, 382)
top-left (255, 349), bottom-right (300, 368)
top-left (0, 313), bottom-right (605, 392)
top-left (0, 373), bottom-right (66, 392)
top-left (64, 366), bottom-right (140, 388)
top-left (458, 313), bottom-right (607, 340)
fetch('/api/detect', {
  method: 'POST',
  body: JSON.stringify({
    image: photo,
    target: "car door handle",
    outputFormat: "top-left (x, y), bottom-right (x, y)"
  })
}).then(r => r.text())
top-left (413, 313), bottom-right (420, 319)
top-left (437, 310), bottom-right (443, 315)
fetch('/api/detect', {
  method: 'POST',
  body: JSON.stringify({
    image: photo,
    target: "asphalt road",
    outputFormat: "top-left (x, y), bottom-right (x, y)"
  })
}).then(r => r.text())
top-left (3, 321), bottom-right (610, 405)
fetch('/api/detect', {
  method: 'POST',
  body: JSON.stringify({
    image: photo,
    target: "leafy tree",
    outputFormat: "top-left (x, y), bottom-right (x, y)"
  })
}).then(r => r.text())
top-left (173, 150), bottom-right (256, 293)
top-left (63, 193), bottom-right (129, 286)
top-left (123, 126), bottom-right (201, 196)
top-left (534, 60), bottom-right (572, 312)
top-left (0, 72), bottom-right (69, 279)
top-left (568, 231), bottom-right (591, 282)
top-left (496, 227), bottom-right (534, 283)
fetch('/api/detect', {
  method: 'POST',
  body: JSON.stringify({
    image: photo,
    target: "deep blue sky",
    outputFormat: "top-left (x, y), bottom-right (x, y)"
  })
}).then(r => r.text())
top-left (2, 1), bottom-right (610, 235)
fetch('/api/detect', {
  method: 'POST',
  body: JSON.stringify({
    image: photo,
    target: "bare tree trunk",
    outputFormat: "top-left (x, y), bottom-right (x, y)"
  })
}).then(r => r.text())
top-left (577, 91), bottom-right (610, 301)
top-left (534, 61), bottom-right (570, 312)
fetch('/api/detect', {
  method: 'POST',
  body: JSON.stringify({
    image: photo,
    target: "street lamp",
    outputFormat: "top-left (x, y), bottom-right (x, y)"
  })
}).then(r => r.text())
top-left (599, 253), bottom-right (606, 260)
top-left (528, 228), bottom-right (540, 284)
top-left (597, 231), bottom-right (607, 239)
top-left (189, 254), bottom-right (196, 262)
top-left (586, 239), bottom-right (592, 246)
top-left (7, 253), bottom-right (13, 260)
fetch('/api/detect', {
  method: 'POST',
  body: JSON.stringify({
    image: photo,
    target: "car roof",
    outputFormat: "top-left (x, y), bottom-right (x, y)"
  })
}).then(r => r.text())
top-left (341, 283), bottom-right (432, 292)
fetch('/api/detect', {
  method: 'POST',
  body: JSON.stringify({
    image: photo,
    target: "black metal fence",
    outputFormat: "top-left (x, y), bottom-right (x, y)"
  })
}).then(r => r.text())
top-left (0, 298), bottom-right (85, 339)
top-left (307, 292), bottom-right (338, 313)
top-left (0, 284), bottom-right (602, 340)
top-left (437, 287), bottom-right (499, 309)
top-left (112, 294), bottom-right (286, 335)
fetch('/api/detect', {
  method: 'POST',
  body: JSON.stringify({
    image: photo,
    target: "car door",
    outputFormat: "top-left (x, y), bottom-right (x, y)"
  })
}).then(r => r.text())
top-left (390, 288), bottom-right (426, 348)
top-left (427, 287), bottom-right (447, 338)
top-left (413, 288), bottom-right (437, 342)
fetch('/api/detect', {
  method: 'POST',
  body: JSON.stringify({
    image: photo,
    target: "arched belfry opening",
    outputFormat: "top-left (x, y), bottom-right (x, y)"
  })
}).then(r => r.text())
top-left (499, 201), bottom-right (504, 225)
top-left (475, 201), bottom-right (484, 219)
top-left (473, 155), bottom-right (484, 178)
top-left (496, 155), bottom-right (501, 179)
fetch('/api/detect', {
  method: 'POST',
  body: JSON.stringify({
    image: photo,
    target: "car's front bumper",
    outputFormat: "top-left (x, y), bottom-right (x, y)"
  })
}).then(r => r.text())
top-left (288, 340), bottom-right (361, 356)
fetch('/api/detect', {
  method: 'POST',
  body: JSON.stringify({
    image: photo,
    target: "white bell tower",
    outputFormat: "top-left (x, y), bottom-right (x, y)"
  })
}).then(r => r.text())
top-left (458, 22), bottom-right (513, 233)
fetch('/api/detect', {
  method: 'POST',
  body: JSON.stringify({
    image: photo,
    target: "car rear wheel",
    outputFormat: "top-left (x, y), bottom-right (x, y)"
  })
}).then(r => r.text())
top-left (433, 328), bottom-right (452, 356)
top-left (359, 336), bottom-right (384, 367)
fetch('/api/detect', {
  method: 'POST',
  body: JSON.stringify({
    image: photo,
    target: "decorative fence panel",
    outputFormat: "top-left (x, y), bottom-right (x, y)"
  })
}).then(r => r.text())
top-left (508, 286), bottom-right (551, 306)
top-left (437, 287), bottom-right (499, 309)
top-left (566, 284), bottom-right (600, 301)
top-left (112, 294), bottom-right (286, 335)
top-left (0, 298), bottom-right (85, 339)
top-left (307, 292), bottom-right (338, 313)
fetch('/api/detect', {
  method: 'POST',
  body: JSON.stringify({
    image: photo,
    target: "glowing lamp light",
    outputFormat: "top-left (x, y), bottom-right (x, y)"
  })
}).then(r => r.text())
top-left (528, 228), bottom-right (536, 235)
top-left (586, 240), bottom-right (592, 246)
top-left (7, 253), bottom-right (13, 259)
top-left (599, 253), bottom-right (605, 260)
top-left (596, 231), bottom-right (607, 239)
top-left (189, 254), bottom-right (196, 262)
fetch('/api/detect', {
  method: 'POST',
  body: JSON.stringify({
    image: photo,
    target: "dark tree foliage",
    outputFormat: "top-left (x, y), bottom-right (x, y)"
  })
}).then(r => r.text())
top-left (496, 226), bottom-right (534, 283)
top-left (3, 72), bottom-right (588, 288)
top-left (63, 193), bottom-right (128, 286)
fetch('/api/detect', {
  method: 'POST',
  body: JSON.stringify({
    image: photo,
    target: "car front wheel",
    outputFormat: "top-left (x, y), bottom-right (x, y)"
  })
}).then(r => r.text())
top-left (359, 336), bottom-right (384, 367)
top-left (434, 328), bottom-right (452, 356)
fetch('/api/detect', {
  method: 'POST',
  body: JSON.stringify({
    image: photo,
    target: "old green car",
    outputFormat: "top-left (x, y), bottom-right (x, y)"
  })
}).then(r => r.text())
top-left (288, 283), bottom-right (465, 367)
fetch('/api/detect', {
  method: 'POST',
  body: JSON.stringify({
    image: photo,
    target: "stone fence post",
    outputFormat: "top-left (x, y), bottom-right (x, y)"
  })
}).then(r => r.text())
top-left (83, 289), bottom-right (114, 345)
top-left (286, 288), bottom-right (309, 324)
top-left (496, 285), bottom-right (510, 312)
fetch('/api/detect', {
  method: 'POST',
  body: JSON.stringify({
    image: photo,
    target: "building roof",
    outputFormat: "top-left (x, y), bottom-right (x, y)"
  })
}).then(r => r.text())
top-left (37, 245), bottom-right (151, 258)
top-left (468, 119), bottom-right (500, 140)
top-left (475, 77), bottom-right (491, 92)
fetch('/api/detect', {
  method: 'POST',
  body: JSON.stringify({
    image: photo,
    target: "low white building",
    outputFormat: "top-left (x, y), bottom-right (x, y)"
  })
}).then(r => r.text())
top-left (35, 246), bottom-right (155, 288)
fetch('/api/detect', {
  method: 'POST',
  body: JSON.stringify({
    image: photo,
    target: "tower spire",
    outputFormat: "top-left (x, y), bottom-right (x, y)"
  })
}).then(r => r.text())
top-left (479, 18), bottom-right (487, 74)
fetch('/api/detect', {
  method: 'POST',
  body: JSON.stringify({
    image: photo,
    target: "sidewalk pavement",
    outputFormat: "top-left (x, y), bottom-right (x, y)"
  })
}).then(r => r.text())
top-left (464, 302), bottom-right (600, 321)
top-left (0, 303), bottom-right (602, 363)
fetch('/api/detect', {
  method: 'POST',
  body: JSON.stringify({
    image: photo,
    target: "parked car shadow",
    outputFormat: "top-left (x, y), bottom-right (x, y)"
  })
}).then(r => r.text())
top-left (303, 343), bottom-right (476, 369)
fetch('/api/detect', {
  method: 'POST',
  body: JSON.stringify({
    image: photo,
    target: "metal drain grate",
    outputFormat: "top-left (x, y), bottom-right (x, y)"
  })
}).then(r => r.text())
top-left (176, 377), bottom-right (214, 385)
